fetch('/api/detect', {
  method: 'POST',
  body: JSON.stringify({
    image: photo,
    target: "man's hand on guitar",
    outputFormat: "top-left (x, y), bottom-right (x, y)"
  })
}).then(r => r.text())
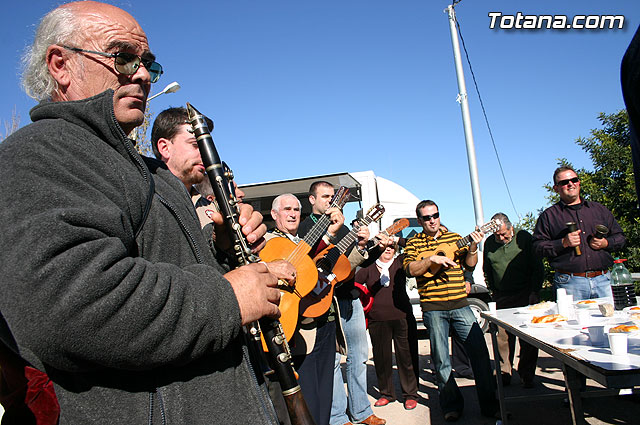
top-left (374, 233), bottom-right (393, 249)
top-left (356, 225), bottom-right (370, 249)
top-left (263, 259), bottom-right (297, 286)
top-left (427, 255), bottom-right (458, 269)
top-left (326, 207), bottom-right (345, 240)
top-left (225, 262), bottom-right (281, 325)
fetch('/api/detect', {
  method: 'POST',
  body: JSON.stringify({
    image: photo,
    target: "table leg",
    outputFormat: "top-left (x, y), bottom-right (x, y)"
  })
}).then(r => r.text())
top-left (489, 322), bottom-right (508, 425)
top-left (563, 365), bottom-right (586, 425)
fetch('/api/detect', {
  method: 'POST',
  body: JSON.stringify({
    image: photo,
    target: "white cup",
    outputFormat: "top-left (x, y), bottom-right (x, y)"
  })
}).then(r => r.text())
top-left (576, 308), bottom-right (590, 326)
top-left (488, 302), bottom-right (497, 315)
top-left (608, 332), bottom-right (628, 356)
top-left (587, 326), bottom-right (605, 346)
top-left (557, 288), bottom-right (567, 299)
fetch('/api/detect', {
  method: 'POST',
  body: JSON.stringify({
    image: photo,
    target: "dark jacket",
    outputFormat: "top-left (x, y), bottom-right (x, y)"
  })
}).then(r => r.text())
top-left (532, 200), bottom-right (626, 273)
top-left (0, 91), bottom-right (277, 424)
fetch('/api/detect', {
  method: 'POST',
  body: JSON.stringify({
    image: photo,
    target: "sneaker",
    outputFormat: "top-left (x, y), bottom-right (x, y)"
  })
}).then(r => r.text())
top-left (444, 411), bottom-right (461, 422)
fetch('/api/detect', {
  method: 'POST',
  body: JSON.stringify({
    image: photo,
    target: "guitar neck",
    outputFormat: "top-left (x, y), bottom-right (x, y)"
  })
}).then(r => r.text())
top-left (456, 235), bottom-right (472, 249)
top-left (302, 214), bottom-right (332, 248)
top-left (335, 216), bottom-right (374, 254)
top-left (454, 220), bottom-right (497, 249)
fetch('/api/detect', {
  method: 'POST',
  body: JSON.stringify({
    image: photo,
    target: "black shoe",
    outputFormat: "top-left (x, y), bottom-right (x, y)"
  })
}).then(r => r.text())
top-left (501, 373), bottom-right (512, 386)
top-left (444, 411), bottom-right (461, 422)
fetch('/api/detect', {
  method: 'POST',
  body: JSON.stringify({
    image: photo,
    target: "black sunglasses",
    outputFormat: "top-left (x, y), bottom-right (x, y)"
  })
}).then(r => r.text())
top-left (556, 177), bottom-right (580, 186)
top-left (420, 212), bottom-right (440, 221)
top-left (62, 46), bottom-right (163, 83)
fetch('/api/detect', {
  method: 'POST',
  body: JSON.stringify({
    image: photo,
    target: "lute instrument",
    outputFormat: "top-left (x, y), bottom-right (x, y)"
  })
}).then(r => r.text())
top-left (417, 218), bottom-right (502, 277)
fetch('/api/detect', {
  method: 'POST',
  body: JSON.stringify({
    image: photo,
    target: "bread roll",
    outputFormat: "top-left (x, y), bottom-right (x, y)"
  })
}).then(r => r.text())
top-left (531, 314), bottom-right (567, 324)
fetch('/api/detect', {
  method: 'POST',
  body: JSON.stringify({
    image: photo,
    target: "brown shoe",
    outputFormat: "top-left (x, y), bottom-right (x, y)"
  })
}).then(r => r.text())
top-left (358, 414), bottom-right (386, 425)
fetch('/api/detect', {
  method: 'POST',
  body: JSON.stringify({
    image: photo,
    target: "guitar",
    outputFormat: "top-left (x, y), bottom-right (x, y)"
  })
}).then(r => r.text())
top-left (259, 186), bottom-right (350, 348)
top-left (417, 218), bottom-right (502, 277)
top-left (300, 204), bottom-right (385, 318)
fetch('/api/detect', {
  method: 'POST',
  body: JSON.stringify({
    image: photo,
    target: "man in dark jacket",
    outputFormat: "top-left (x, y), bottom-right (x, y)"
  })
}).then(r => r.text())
top-left (0, 2), bottom-right (291, 424)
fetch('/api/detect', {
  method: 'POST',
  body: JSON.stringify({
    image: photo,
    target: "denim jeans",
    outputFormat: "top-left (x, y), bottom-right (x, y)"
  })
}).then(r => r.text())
top-left (423, 306), bottom-right (497, 416)
top-left (554, 271), bottom-right (612, 301)
top-left (330, 297), bottom-right (373, 425)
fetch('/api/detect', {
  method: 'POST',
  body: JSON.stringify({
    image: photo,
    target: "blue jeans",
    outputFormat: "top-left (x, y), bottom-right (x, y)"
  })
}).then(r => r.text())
top-left (554, 271), bottom-right (612, 301)
top-left (423, 306), bottom-right (497, 416)
top-left (330, 298), bottom-right (373, 425)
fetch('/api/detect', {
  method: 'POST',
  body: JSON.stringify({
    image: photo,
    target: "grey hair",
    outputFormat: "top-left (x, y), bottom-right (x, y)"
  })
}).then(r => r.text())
top-left (491, 212), bottom-right (512, 229)
top-left (272, 194), bottom-right (301, 212)
top-left (21, 6), bottom-right (81, 101)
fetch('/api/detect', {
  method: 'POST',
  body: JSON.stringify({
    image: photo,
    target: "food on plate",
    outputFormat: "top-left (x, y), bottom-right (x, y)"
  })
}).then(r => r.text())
top-left (609, 324), bottom-right (639, 333)
top-left (531, 314), bottom-right (567, 324)
top-left (599, 303), bottom-right (614, 317)
top-left (577, 300), bottom-right (597, 305)
top-left (628, 306), bottom-right (640, 311)
top-left (526, 301), bottom-right (554, 311)
top-left (630, 313), bottom-right (640, 321)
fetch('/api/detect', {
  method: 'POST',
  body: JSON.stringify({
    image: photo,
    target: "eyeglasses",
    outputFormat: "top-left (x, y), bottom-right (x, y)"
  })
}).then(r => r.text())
top-left (420, 212), bottom-right (440, 221)
top-left (62, 46), bottom-right (163, 83)
top-left (555, 177), bottom-right (580, 186)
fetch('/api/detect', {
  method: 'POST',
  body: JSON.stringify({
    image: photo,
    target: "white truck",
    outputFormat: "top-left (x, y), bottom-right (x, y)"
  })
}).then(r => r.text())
top-left (239, 170), bottom-right (492, 331)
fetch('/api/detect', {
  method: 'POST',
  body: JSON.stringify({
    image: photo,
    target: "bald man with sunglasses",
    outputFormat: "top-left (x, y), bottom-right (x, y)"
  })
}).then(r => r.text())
top-left (532, 165), bottom-right (626, 300)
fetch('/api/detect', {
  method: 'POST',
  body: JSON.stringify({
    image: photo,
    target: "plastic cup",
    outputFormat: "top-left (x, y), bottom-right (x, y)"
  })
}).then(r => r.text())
top-left (576, 308), bottom-right (590, 326)
top-left (608, 332), bottom-right (628, 356)
top-left (587, 326), bottom-right (605, 346)
top-left (488, 302), bottom-right (497, 315)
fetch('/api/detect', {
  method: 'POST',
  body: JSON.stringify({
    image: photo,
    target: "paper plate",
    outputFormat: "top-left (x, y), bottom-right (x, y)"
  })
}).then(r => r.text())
top-left (622, 306), bottom-right (640, 314)
top-left (575, 300), bottom-right (600, 310)
top-left (518, 302), bottom-right (555, 314)
top-left (527, 319), bottom-right (567, 328)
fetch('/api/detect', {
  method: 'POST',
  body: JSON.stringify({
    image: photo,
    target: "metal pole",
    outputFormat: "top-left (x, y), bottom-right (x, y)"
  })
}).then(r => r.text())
top-left (446, 5), bottom-right (484, 227)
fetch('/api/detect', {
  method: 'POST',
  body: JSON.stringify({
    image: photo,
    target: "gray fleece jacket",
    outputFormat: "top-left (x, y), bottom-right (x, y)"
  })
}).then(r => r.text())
top-left (0, 90), bottom-right (278, 424)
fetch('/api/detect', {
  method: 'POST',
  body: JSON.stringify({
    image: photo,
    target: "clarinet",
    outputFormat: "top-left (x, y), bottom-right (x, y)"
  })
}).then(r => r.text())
top-left (186, 103), bottom-right (316, 425)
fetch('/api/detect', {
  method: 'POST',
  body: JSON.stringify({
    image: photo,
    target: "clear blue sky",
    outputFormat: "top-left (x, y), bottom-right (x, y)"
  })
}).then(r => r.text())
top-left (1, 0), bottom-right (638, 234)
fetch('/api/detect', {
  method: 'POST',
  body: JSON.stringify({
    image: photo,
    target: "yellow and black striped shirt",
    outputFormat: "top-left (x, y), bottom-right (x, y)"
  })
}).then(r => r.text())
top-left (403, 231), bottom-right (471, 312)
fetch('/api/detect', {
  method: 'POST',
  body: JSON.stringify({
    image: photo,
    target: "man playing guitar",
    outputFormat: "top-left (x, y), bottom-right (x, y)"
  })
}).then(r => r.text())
top-left (403, 200), bottom-right (498, 423)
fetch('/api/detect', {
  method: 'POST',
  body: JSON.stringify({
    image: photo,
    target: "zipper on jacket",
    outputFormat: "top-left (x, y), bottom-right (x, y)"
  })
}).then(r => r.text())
top-left (156, 193), bottom-right (204, 264)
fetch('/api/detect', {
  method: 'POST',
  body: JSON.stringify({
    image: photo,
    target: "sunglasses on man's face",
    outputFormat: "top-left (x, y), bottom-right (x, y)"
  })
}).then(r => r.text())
top-left (63, 46), bottom-right (163, 83)
top-left (420, 212), bottom-right (440, 221)
top-left (555, 177), bottom-right (580, 187)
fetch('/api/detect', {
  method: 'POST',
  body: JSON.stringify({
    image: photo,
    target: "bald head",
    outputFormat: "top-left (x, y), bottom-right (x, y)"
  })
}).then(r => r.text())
top-left (24, 1), bottom-right (155, 134)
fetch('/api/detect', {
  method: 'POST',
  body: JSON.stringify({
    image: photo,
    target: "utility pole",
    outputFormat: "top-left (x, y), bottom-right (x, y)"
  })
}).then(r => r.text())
top-left (446, 4), bottom-right (486, 286)
top-left (446, 4), bottom-right (484, 227)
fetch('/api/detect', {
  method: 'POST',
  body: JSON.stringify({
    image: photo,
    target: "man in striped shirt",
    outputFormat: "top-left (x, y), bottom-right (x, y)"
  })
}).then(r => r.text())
top-left (403, 200), bottom-right (497, 422)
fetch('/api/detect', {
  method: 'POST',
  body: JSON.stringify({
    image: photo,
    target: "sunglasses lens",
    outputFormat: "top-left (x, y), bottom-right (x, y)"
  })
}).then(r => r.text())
top-left (114, 52), bottom-right (140, 75)
top-left (147, 62), bottom-right (163, 83)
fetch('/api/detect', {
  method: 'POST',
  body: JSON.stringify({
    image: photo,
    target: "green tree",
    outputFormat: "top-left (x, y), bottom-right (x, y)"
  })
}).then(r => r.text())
top-left (550, 110), bottom-right (639, 272)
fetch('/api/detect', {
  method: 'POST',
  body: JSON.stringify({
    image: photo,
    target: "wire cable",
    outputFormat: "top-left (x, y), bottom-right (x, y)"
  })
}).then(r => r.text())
top-left (453, 10), bottom-right (521, 220)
